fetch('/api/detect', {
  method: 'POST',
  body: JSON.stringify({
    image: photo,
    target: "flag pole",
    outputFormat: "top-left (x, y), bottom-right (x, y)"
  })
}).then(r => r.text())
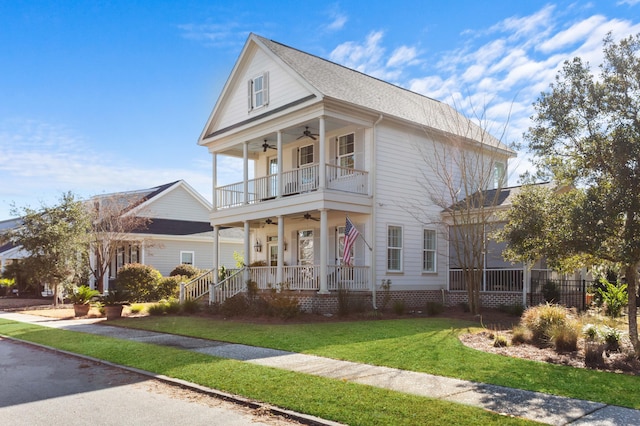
top-left (347, 215), bottom-right (372, 251)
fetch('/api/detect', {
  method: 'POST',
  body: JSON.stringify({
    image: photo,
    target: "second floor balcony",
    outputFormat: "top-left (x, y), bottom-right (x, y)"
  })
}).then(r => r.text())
top-left (216, 163), bottom-right (369, 210)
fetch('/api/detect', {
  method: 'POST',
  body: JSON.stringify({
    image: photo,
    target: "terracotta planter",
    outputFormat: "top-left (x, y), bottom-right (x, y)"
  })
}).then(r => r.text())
top-left (73, 304), bottom-right (91, 317)
top-left (585, 294), bottom-right (594, 306)
top-left (104, 305), bottom-right (123, 320)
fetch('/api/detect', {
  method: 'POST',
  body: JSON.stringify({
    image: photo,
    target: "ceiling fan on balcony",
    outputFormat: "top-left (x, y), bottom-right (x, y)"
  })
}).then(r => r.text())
top-left (296, 126), bottom-right (319, 140)
top-left (262, 139), bottom-right (276, 152)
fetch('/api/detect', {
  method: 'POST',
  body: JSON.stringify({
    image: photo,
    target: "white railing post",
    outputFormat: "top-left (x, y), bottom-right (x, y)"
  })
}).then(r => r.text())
top-left (179, 282), bottom-right (185, 303)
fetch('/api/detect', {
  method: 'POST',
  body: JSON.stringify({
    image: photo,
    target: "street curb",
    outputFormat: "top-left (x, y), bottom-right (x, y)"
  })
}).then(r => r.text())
top-left (0, 335), bottom-right (344, 426)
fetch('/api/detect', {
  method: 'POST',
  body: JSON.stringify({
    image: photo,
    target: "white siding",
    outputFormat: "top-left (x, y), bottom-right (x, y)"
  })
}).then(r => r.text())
top-left (142, 185), bottom-right (210, 221)
top-left (144, 239), bottom-right (214, 276)
top-left (215, 47), bottom-right (312, 131)
top-left (374, 123), bottom-right (448, 290)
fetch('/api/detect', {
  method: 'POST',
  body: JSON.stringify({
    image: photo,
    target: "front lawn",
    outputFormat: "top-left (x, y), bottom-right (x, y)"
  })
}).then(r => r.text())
top-left (112, 315), bottom-right (640, 408)
top-left (0, 319), bottom-right (533, 426)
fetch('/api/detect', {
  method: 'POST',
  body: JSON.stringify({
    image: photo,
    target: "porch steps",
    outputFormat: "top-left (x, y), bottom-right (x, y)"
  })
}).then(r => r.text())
top-left (180, 268), bottom-right (247, 304)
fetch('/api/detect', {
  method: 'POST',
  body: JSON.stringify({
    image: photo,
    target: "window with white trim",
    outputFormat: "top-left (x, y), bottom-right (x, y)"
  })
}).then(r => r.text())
top-left (337, 133), bottom-right (355, 170)
top-left (423, 229), bottom-right (437, 272)
top-left (248, 72), bottom-right (269, 110)
top-left (180, 251), bottom-right (194, 265)
top-left (387, 225), bottom-right (403, 272)
top-left (299, 144), bottom-right (314, 166)
top-left (130, 245), bottom-right (139, 264)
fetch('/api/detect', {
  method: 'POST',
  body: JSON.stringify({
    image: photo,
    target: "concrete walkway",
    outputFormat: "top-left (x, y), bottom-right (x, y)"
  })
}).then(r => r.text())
top-left (1, 311), bottom-right (639, 426)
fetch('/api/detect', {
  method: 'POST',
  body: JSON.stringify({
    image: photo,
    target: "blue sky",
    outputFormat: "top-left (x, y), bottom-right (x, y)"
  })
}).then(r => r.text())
top-left (2, 1), bottom-right (640, 220)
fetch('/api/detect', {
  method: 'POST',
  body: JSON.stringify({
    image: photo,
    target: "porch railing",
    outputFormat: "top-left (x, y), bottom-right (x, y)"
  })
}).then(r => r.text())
top-left (211, 269), bottom-right (246, 304)
top-left (250, 265), bottom-right (370, 291)
top-left (181, 269), bottom-right (214, 302)
top-left (215, 164), bottom-right (368, 209)
top-left (449, 268), bottom-right (524, 292)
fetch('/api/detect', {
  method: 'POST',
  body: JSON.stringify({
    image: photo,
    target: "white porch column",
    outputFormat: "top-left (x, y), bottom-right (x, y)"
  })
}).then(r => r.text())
top-left (212, 153), bottom-right (217, 210)
top-left (244, 221), bottom-right (251, 283)
top-left (277, 215), bottom-right (284, 284)
top-left (318, 116), bottom-right (326, 190)
top-left (319, 208), bottom-right (329, 294)
top-left (277, 131), bottom-right (283, 198)
top-left (211, 225), bottom-right (220, 304)
top-left (243, 142), bottom-right (249, 205)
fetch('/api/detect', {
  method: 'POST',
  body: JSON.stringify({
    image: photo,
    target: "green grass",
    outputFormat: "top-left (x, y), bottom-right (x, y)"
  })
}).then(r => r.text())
top-left (0, 319), bottom-right (534, 426)
top-left (109, 315), bottom-right (640, 408)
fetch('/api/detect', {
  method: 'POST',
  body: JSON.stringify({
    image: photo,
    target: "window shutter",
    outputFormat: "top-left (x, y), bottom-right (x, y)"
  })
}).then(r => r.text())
top-left (247, 79), bottom-right (253, 111)
top-left (263, 71), bottom-right (269, 105)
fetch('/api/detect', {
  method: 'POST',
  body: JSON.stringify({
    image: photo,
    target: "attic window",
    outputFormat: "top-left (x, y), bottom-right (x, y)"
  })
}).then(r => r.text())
top-left (248, 72), bottom-right (269, 111)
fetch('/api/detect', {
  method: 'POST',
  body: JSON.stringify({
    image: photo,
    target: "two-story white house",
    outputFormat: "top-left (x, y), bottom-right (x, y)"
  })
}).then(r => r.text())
top-left (195, 33), bottom-right (516, 312)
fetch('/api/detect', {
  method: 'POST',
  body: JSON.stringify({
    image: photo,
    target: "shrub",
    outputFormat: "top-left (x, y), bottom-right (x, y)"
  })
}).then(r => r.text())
top-left (147, 303), bottom-right (167, 316)
top-left (337, 288), bottom-right (351, 317)
top-left (116, 263), bottom-right (162, 302)
top-left (426, 301), bottom-right (444, 316)
top-left (220, 293), bottom-right (249, 317)
top-left (155, 276), bottom-right (182, 300)
top-left (601, 325), bottom-right (622, 352)
top-left (262, 284), bottom-right (301, 319)
top-left (549, 321), bottom-right (579, 352)
top-left (597, 279), bottom-right (628, 318)
top-left (181, 299), bottom-right (201, 314)
top-left (493, 334), bottom-right (508, 347)
top-left (582, 324), bottom-right (599, 341)
top-left (392, 300), bottom-right (406, 315)
top-left (542, 280), bottom-right (561, 303)
top-left (498, 303), bottom-right (524, 317)
top-left (511, 325), bottom-right (531, 345)
top-left (169, 264), bottom-right (201, 278)
top-left (520, 304), bottom-right (571, 344)
top-left (129, 304), bottom-right (144, 314)
top-left (164, 299), bottom-right (181, 314)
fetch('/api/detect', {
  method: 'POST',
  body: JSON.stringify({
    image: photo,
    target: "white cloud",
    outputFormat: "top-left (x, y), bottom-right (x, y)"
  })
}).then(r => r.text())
top-left (326, 10), bottom-right (348, 31)
top-left (387, 45), bottom-right (419, 68)
top-left (0, 118), bottom-right (212, 219)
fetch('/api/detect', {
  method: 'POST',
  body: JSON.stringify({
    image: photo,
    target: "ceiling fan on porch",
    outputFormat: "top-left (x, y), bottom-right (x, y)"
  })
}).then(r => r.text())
top-left (265, 218), bottom-right (278, 225)
top-left (293, 212), bottom-right (319, 222)
top-left (296, 126), bottom-right (319, 140)
top-left (262, 139), bottom-right (276, 152)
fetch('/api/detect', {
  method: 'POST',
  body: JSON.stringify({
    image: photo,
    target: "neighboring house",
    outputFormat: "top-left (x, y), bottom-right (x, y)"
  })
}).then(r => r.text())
top-left (445, 183), bottom-right (574, 308)
top-left (91, 180), bottom-right (243, 292)
top-left (1, 182), bottom-right (243, 295)
top-left (195, 33), bottom-right (515, 312)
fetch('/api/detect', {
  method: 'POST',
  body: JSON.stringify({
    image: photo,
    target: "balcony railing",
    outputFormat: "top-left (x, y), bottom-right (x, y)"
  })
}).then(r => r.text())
top-left (215, 164), bottom-right (368, 209)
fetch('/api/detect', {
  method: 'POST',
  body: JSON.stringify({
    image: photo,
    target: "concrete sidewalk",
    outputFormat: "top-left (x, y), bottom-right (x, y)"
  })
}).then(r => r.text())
top-left (1, 311), bottom-right (639, 426)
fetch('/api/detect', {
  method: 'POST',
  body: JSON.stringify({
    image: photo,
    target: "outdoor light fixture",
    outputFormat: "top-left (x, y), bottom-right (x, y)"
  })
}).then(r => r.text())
top-left (254, 240), bottom-right (262, 252)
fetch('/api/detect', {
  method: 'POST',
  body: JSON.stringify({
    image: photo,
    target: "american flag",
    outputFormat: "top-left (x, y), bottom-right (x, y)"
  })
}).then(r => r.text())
top-left (343, 216), bottom-right (359, 265)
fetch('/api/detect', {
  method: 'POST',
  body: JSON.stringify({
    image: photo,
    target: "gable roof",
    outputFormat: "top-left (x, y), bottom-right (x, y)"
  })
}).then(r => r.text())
top-left (447, 182), bottom-right (556, 212)
top-left (235, 34), bottom-right (513, 154)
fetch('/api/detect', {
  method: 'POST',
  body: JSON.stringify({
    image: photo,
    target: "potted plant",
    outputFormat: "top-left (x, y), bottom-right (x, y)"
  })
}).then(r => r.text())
top-left (100, 288), bottom-right (130, 320)
top-left (67, 285), bottom-right (100, 317)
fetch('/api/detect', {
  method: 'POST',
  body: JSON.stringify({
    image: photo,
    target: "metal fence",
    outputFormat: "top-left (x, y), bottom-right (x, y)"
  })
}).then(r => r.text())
top-left (529, 278), bottom-right (591, 311)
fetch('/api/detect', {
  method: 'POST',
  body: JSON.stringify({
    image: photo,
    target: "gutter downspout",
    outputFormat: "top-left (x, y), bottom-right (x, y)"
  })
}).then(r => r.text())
top-left (371, 114), bottom-right (383, 310)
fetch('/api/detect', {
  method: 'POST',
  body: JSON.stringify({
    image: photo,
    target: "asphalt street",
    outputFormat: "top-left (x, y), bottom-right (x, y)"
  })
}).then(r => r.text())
top-left (0, 338), bottom-right (299, 426)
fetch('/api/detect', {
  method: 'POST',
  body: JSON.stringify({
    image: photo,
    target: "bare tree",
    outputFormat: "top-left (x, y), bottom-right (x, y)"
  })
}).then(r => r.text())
top-left (88, 194), bottom-right (150, 292)
top-left (407, 101), bottom-right (516, 315)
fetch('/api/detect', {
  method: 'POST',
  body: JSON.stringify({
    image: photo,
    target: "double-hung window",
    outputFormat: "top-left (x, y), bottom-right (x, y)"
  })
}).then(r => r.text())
top-left (248, 72), bottom-right (269, 110)
top-left (337, 133), bottom-right (355, 170)
top-left (423, 229), bottom-right (437, 272)
top-left (387, 225), bottom-right (403, 272)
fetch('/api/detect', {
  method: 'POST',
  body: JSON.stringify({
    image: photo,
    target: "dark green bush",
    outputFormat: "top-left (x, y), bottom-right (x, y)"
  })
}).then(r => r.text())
top-left (542, 280), bottom-right (561, 303)
top-left (115, 263), bottom-right (162, 302)
top-left (220, 293), bottom-right (249, 317)
top-left (181, 299), bottom-right (201, 314)
top-left (169, 264), bottom-right (201, 278)
top-left (426, 301), bottom-right (444, 316)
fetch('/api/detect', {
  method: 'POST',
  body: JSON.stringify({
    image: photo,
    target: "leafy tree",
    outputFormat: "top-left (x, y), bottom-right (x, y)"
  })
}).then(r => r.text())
top-left (500, 33), bottom-right (640, 355)
top-left (5, 192), bottom-right (91, 305)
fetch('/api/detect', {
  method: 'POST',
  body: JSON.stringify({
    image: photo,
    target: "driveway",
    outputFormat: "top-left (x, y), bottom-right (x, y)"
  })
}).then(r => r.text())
top-left (0, 338), bottom-right (301, 426)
